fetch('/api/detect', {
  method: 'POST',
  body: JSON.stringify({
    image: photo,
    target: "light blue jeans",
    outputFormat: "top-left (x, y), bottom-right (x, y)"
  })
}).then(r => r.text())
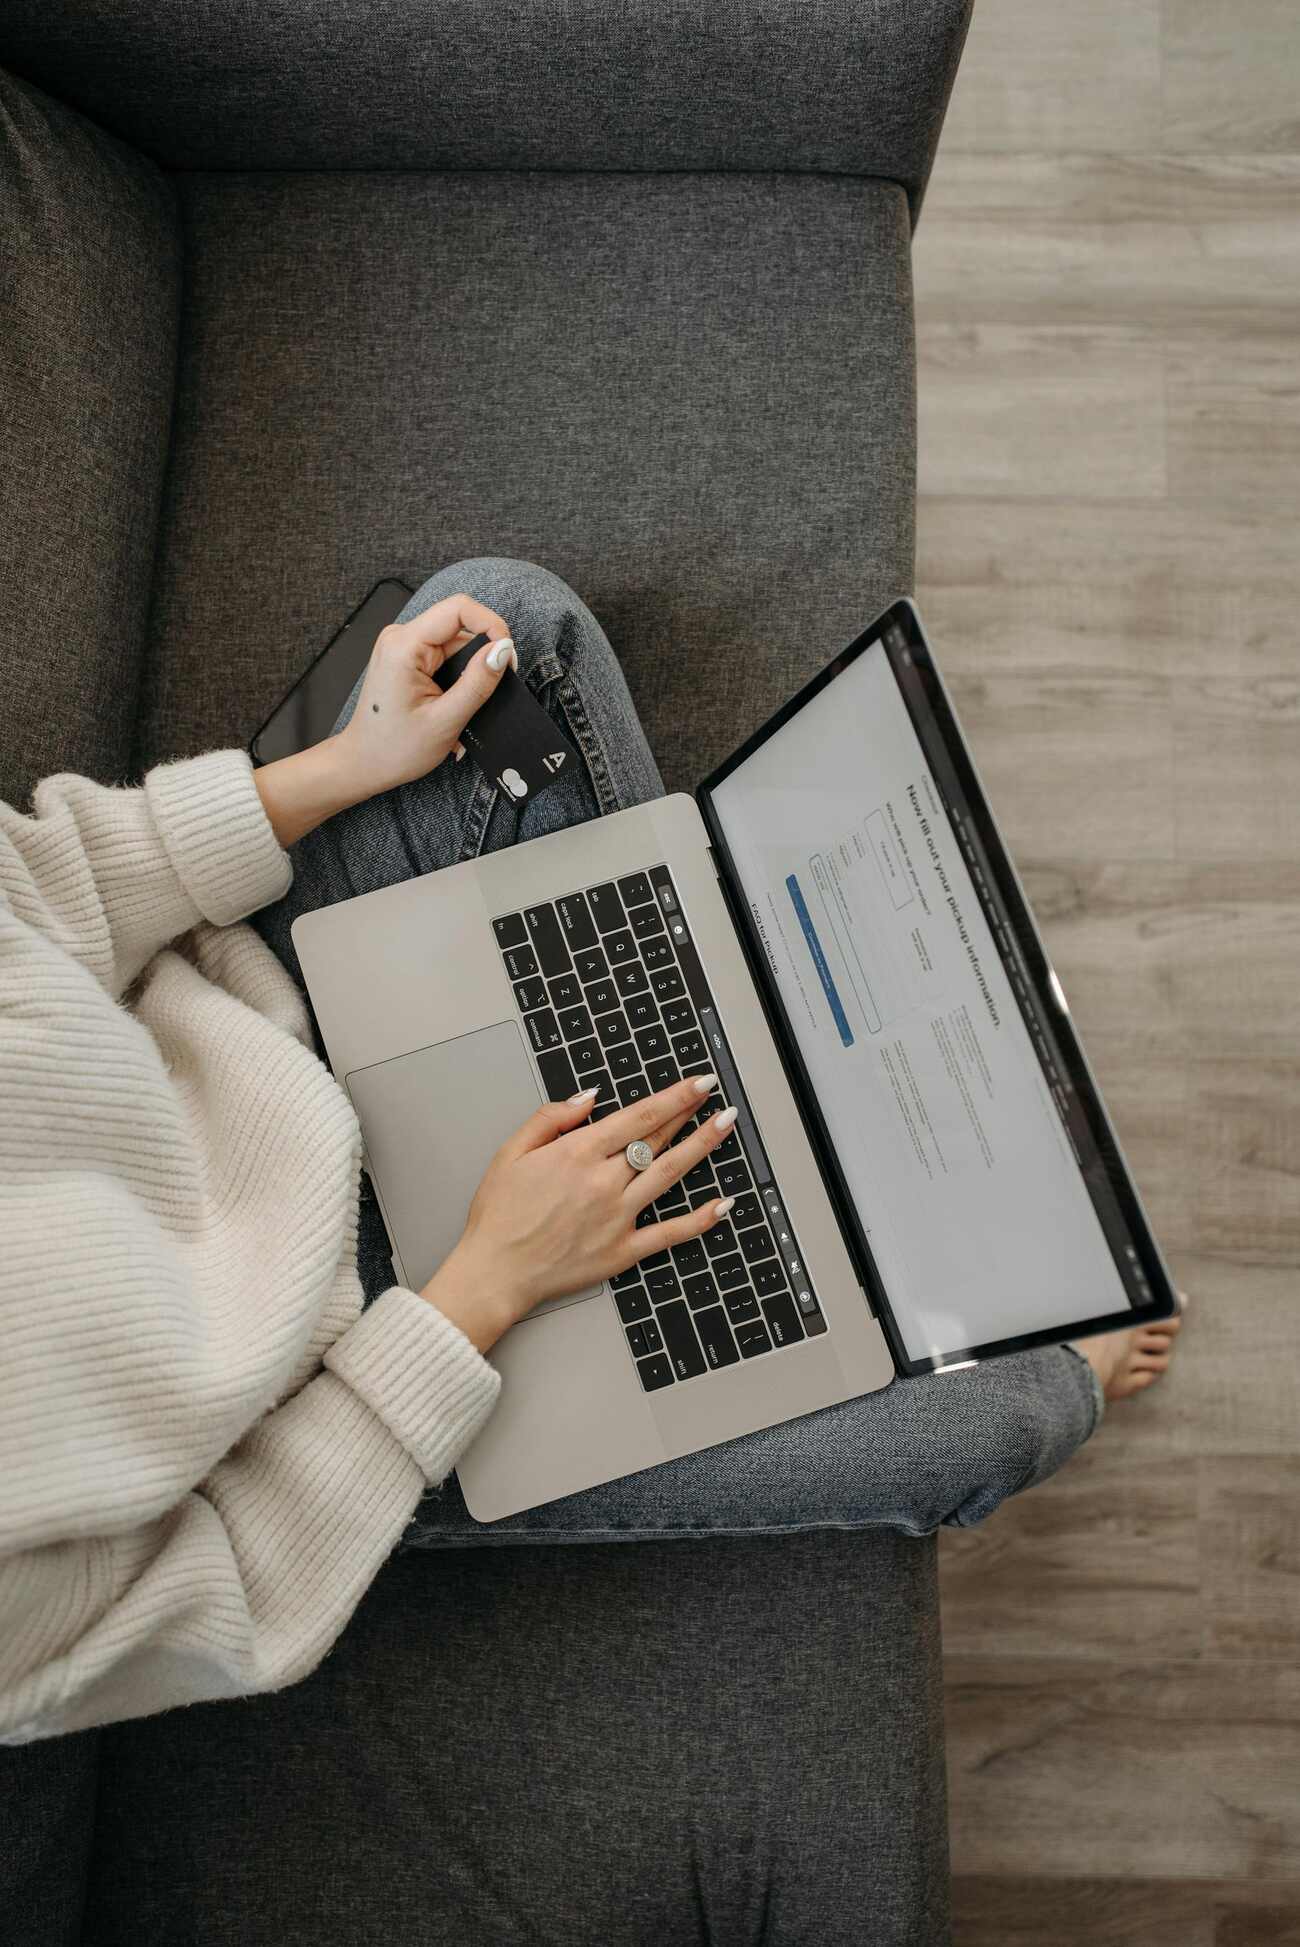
top-left (251, 558), bottom-right (1105, 1548)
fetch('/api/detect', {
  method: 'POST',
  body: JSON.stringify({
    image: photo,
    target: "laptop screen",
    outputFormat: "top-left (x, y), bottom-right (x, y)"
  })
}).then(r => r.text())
top-left (704, 612), bottom-right (1159, 1367)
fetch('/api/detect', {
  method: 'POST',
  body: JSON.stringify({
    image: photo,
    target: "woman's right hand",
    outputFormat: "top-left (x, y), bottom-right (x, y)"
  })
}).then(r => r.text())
top-left (419, 1073), bottom-right (739, 1354)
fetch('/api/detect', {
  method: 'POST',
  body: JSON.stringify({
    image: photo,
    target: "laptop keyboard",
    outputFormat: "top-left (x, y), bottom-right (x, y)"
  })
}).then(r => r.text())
top-left (492, 864), bottom-right (828, 1394)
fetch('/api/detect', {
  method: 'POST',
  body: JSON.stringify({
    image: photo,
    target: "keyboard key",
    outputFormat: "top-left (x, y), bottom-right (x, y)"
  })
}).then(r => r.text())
top-left (654, 1184), bottom-right (688, 1214)
top-left (513, 976), bottom-right (547, 1013)
top-left (713, 1253), bottom-right (749, 1291)
top-left (702, 1218), bottom-right (737, 1259)
top-left (682, 1163), bottom-right (716, 1198)
top-left (615, 1284), bottom-right (652, 1324)
top-left (688, 1186), bottom-right (720, 1211)
top-left (617, 871), bottom-right (653, 908)
top-left (735, 1320), bottom-right (773, 1359)
top-left (597, 1012), bottom-right (631, 1048)
top-left (592, 1102), bottom-right (620, 1120)
top-left (657, 1299), bottom-right (707, 1380)
top-left (616, 1073), bottom-right (651, 1107)
top-left (646, 1058), bottom-right (679, 1091)
top-left (634, 1203), bottom-right (656, 1227)
top-left (760, 1288), bottom-right (806, 1348)
top-left (714, 1131), bottom-right (742, 1163)
top-left (588, 883), bottom-right (625, 934)
top-left (536, 1048), bottom-right (578, 1102)
top-left (590, 1068), bottom-right (616, 1104)
top-left (639, 1248), bottom-right (671, 1268)
top-left (803, 1310), bottom-right (829, 1338)
top-left (683, 1271), bottom-right (720, 1309)
top-left (643, 1262), bottom-right (680, 1301)
top-left (626, 993), bottom-right (658, 1031)
top-left (493, 913), bottom-right (528, 950)
top-left (634, 1024), bottom-right (670, 1062)
top-left (614, 961), bottom-right (649, 996)
top-left (636, 1352), bottom-right (675, 1392)
top-left (651, 967), bottom-right (685, 1003)
top-left (524, 904), bottom-right (571, 978)
top-left (694, 1304), bottom-right (740, 1370)
top-left (629, 904), bottom-right (665, 940)
top-left (661, 999), bottom-right (695, 1034)
top-left (574, 945), bottom-right (608, 983)
top-left (671, 1238), bottom-right (709, 1277)
top-left (503, 944), bottom-right (538, 981)
top-left (724, 1287), bottom-right (760, 1325)
top-left (672, 1030), bottom-right (707, 1066)
top-left (557, 891), bottom-right (598, 951)
top-left (642, 937), bottom-right (674, 969)
top-left (569, 1036), bottom-right (602, 1072)
top-left (752, 1257), bottom-right (789, 1297)
top-left (611, 1266), bottom-right (642, 1290)
top-left (652, 873), bottom-right (678, 914)
top-left (547, 972), bottom-right (582, 1011)
top-left (625, 1317), bottom-right (663, 1358)
top-left (604, 928), bottom-right (636, 965)
top-left (739, 1223), bottom-right (777, 1265)
top-left (731, 1192), bottom-right (764, 1231)
top-left (525, 1008), bottom-right (562, 1053)
top-left (716, 1159), bottom-right (752, 1198)
top-left (557, 1004), bottom-right (593, 1041)
top-left (585, 977), bottom-right (618, 1015)
top-left (608, 1043), bottom-right (640, 1079)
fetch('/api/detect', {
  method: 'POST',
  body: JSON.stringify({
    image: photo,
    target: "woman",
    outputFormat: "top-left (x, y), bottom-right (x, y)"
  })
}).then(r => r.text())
top-left (0, 558), bottom-right (1184, 1742)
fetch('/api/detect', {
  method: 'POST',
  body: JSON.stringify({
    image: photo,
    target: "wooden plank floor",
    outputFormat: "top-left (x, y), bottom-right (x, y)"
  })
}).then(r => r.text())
top-left (911, 2), bottom-right (1300, 1940)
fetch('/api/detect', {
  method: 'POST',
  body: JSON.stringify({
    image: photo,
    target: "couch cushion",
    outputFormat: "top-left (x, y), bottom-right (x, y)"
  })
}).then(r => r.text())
top-left (0, 0), bottom-right (972, 221)
top-left (84, 1530), bottom-right (949, 1946)
top-left (0, 71), bottom-right (180, 807)
top-left (140, 168), bottom-right (914, 793)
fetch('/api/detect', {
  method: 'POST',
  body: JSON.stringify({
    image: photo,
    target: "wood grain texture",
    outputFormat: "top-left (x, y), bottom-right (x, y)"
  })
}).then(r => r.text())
top-left (915, 0), bottom-right (1300, 1920)
top-left (952, 1876), bottom-right (1300, 1945)
top-left (944, 1656), bottom-right (1300, 1879)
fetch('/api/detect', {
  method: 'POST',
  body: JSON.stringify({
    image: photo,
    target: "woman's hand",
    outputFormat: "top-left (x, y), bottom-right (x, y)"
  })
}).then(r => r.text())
top-left (420, 1074), bottom-right (741, 1354)
top-left (334, 593), bottom-right (518, 800)
top-left (253, 593), bottom-right (518, 848)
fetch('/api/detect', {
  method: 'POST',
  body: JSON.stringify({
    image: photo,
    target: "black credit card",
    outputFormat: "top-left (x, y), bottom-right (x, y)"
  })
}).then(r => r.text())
top-left (440, 632), bottom-right (580, 804)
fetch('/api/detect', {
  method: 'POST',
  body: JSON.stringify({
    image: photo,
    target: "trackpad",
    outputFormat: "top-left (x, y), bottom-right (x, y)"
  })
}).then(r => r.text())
top-left (346, 1023), bottom-right (546, 1294)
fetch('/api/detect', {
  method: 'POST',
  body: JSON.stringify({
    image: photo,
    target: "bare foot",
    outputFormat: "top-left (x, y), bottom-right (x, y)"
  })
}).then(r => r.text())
top-left (1078, 1291), bottom-right (1188, 1401)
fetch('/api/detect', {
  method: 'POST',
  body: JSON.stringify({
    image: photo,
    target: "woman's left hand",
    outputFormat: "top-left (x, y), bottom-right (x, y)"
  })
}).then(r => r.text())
top-left (334, 592), bottom-right (518, 800)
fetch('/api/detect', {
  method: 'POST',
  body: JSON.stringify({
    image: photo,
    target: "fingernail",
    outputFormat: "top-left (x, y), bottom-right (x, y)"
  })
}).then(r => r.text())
top-left (568, 1085), bottom-right (599, 1104)
top-left (713, 1105), bottom-right (738, 1132)
top-left (486, 637), bottom-right (517, 673)
top-left (454, 743), bottom-right (466, 763)
top-left (692, 1072), bottom-right (719, 1095)
top-left (713, 1196), bottom-right (735, 1217)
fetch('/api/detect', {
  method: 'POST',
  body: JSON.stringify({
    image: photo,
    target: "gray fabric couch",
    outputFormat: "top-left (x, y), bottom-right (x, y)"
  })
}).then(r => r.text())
top-left (0, 4), bottom-right (971, 1940)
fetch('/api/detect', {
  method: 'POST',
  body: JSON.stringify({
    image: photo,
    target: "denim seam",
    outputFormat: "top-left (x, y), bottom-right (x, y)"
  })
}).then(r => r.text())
top-left (399, 1517), bottom-right (936, 1545)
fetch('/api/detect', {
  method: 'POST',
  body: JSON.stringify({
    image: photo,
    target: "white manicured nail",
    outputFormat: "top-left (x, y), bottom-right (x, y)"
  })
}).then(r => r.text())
top-left (568, 1085), bottom-right (599, 1104)
top-left (713, 1105), bottom-right (738, 1132)
top-left (691, 1072), bottom-right (719, 1095)
top-left (486, 637), bottom-right (517, 672)
top-left (713, 1196), bottom-right (735, 1217)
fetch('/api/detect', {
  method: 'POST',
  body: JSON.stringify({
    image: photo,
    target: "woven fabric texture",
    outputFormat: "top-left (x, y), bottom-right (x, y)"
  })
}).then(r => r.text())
top-left (0, 70), bottom-right (180, 807)
top-left (0, 0), bottom-right (972, 219)
top-left (82, 1530), bottom-right (950, 1947)
top-left (138, 168), bottom-right (915, 792)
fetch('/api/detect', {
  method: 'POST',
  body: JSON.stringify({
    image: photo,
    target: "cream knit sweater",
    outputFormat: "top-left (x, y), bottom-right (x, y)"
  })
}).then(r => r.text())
top-left (0, 748), bottom-right (503, 1743)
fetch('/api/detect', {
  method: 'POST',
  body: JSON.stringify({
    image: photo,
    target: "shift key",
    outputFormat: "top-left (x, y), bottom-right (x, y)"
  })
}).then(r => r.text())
top-left (656, 1299), bottom-right (707, 1380)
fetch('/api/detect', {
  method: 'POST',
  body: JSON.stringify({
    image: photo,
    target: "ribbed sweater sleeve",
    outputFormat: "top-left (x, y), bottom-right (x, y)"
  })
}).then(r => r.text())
top-left (0, 754), bottom-right (506, 1741)
top-left (0, 1292), bottom-right (500, 1741)
top-left (1, 749), bottom-right (293, 1001)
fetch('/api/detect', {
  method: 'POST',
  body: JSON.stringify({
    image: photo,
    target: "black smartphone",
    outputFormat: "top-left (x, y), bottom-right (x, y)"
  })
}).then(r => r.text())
top-left (248, 578), bottom-right (414, 766)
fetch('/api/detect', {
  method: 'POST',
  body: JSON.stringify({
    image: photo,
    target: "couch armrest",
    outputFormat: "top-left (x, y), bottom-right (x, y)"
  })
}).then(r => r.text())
top-left (0, 0), bottom-right (972, 222)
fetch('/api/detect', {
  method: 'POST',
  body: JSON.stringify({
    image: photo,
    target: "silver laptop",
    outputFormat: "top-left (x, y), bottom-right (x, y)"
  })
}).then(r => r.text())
top-left (293, 598), bottom-right (1177, 1521)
